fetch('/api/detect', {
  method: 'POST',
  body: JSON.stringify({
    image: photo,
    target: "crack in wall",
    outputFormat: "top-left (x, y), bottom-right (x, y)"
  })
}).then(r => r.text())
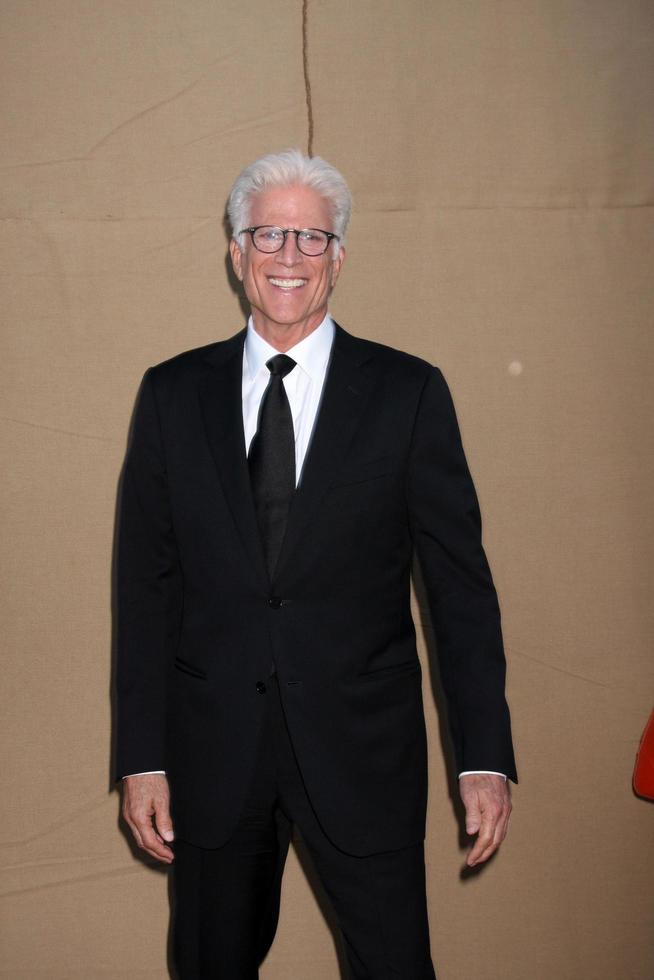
top-left (302, 0), bottom-right (314, 156)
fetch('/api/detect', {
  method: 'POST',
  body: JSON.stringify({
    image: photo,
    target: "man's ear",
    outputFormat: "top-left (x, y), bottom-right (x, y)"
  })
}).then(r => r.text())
top-left (331, 245), bottom-right (345, 288)
top-left (229, 238), bottom-right (243, 281)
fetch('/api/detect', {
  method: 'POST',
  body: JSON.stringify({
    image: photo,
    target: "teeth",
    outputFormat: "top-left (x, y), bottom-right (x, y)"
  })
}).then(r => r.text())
top-left (268, 278), bottom-right (306, 289)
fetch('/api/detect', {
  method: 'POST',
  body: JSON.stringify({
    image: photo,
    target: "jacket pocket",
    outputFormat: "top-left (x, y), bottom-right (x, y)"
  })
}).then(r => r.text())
top-left (174, 656), bottom-right (208, 680)
top-left (357, 658), bottom-right (420, 681)
top-left (329, 455), bottom-right (394, 489)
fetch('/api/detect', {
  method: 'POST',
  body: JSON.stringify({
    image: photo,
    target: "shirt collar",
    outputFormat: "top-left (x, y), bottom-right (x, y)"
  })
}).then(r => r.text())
top-left (244, 314), bottom-right (335, 383)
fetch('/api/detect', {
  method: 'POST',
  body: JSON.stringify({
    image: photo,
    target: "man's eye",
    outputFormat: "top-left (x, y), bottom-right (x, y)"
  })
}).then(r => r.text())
top-left (262, 228), bottom-right (283, 241)
top-left (299, 231), bottom-right (321, 243)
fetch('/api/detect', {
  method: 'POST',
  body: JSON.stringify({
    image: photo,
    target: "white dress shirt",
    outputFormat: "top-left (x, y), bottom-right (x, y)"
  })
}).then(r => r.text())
top-left (242, 312), bottom-right (334, 483)
top-left (125, 313), bottom-right (505, 781)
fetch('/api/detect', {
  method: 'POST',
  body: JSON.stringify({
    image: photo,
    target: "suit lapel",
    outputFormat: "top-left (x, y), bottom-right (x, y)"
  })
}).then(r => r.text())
top-left (274, 324), bottom-right (376, 579)
top-left (198, 324), bottom-right (377, 588)
top-left (198, 331), bottom-right (269, 589)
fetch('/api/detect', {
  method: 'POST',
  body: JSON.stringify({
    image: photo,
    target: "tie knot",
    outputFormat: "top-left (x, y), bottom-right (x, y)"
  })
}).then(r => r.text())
top-left (266, 354), bottom-right (296, 379)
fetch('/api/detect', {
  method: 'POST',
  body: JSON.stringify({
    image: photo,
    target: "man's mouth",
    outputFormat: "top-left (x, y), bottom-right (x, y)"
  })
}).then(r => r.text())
top-left (267, 277), bottom-right (307, 290)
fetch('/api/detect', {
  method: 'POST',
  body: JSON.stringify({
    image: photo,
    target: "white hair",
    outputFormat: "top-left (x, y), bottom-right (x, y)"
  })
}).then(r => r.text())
top-left (227, 149), bottom-right (352, 254)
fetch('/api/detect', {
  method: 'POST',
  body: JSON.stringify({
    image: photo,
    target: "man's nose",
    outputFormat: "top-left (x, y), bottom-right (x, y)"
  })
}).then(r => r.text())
top-left (276, 232), bottom-right (302, 266)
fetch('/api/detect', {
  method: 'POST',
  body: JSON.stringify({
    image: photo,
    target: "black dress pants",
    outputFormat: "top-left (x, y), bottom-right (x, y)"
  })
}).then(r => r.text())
top-left (172, 674), bottom-right (436, 979)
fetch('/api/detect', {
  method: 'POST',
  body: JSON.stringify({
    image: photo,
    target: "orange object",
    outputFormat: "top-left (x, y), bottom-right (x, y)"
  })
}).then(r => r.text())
top-left (633, 709), bottom-right (654, 800)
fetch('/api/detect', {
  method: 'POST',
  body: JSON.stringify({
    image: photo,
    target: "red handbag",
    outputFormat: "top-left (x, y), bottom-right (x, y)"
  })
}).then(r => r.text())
top-left (633, 709), bottom-right (654, 800)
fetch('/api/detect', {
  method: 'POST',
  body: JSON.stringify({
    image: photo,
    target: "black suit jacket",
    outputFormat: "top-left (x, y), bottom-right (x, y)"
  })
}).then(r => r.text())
top-left (116, 323), bottom-right (516, 855)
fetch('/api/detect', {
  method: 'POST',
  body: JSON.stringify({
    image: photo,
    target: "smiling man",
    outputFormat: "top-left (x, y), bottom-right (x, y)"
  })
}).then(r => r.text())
top-left (229, 184), bottom-right (344, 350)
top-left (117, 149), bottom-right (516, 979)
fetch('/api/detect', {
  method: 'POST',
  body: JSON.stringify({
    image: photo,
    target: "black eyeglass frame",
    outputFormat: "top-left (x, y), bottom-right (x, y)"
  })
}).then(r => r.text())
top-left (238, 225), bottom-right (340, 256)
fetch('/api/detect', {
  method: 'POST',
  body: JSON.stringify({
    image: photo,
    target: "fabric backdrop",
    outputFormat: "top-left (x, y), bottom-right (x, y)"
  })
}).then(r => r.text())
top-left (2, 1), bottom-right (653, 977)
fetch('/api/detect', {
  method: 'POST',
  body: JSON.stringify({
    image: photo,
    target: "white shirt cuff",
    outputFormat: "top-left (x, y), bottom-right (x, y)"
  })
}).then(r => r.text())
top-left (122, 771), bottom-right (166, 779)
top-left (458, 770), bottom-right (507, 780)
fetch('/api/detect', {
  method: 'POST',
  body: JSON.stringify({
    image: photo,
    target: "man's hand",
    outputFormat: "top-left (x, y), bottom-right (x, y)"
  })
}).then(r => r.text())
top-left (459, 773), bottom-right (512, 867)
top-left (122, 773), bottom-right (175, 864)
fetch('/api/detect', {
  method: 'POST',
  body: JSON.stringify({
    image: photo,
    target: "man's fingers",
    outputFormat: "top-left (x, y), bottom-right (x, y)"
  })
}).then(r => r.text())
top-left (473, 822), bottom-right (506, 865)
top-left (135, 816), bottom-right (174, 863)
top-left (494, 799), bottom-right (512, 847)
top-left (459, 774), bottom-right (512, 867)
top-left (134, 813), bottom-right (174, 862)
top-left (155, 807), bottom-right (175, 844)
top-left (466, 807), bottom-right (497, 866)
top-left (122, 774), bottom-right (175, 864)
top-left (464, 796), bottom-right (481, 835)
top-left (467, 796), bottom-right (512, 866)
top-left (123, 816), bottom-right (144, 851)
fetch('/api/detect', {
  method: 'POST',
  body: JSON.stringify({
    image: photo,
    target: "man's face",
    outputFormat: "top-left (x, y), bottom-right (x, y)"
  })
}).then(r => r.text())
top-left (229, 184), bottom-right (345, 345)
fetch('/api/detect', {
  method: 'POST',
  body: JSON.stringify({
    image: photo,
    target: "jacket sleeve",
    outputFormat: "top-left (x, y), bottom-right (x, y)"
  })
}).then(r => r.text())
top-left (115, 368), bottom-right (183, 780)
top-left (407, 366), bottom-right (517, 781)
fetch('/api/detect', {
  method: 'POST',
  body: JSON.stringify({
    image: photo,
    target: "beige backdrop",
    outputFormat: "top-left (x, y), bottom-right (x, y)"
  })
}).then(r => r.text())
top-left (2, 1), bottom-right (653, 977)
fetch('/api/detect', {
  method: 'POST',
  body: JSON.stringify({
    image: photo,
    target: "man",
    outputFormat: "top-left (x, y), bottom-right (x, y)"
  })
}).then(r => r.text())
top-left (117, 149), bottom-right (516, 979)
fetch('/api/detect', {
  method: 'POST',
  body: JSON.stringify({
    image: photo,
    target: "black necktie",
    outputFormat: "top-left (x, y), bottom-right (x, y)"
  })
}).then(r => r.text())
top-left (248, 354), bottom-right (297, 578)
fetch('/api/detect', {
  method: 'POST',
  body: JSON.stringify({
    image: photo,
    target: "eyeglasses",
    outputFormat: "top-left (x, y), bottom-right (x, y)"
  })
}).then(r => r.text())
top-left (239, 225), bottom-right (340, 256)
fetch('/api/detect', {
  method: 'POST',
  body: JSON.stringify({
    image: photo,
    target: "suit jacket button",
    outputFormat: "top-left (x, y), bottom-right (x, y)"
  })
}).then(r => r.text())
top-left (268, 596), bottom-right (282, 609)
top-left (256, 681), bottom-right (267, 694)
